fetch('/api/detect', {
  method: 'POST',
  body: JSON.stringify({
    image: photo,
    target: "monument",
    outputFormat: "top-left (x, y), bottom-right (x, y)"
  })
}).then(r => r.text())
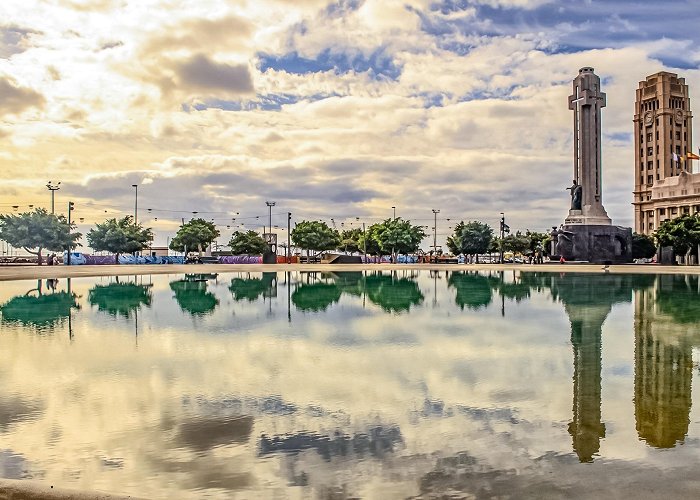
top-left (554, 67), bottom-right (632, 263)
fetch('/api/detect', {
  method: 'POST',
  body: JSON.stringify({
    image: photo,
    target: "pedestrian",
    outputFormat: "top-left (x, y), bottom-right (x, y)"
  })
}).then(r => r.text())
top-left (559, 255), bottom-right (566, 264)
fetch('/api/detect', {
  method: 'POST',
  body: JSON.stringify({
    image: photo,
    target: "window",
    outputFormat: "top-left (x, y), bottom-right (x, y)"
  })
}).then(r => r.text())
top-left (649, 223), bottom-right (654, 230)
top-left (659, 208), bottom-right (666, 215)
top-left (640, 149), bottom-right (644, 159)
top-left (682, 206), bottom-right (690, 214)
top-left (647, 161), bottom-right (653, 169)
top-left (684, 132), bottom-right (687, 140)
top-left (657, 174), bottom-right (660, 180)
top-left (647, 133), bottom-right (653, 142)
top-left (647, 175), bottom-right (654, 184)
top-left (671, 207), bottom-right (678, 214)
top-left (648, 147), bottom-right (653, 156)
top-left (656, 131), bottom-right (659, 140)
top-left (657, 160), bottom-right (660, 168)
top-left (676, 131), bottom-right (681, 140)
top-left (676, 145), bottom-right (681, 154)
top-left (670, 130), bottom-right (673, 140)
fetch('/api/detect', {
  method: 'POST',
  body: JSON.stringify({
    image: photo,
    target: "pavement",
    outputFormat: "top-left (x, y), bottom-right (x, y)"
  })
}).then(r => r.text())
top-left (0, 262), bottom-right (698, 281)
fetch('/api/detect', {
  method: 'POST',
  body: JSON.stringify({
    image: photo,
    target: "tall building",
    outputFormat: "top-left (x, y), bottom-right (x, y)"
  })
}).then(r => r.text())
top-left (633, 72), bottom-right (700, 235)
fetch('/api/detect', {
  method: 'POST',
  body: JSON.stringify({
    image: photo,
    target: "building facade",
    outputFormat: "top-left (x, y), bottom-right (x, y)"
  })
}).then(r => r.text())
top-left (633, 72), bottom-right (700, 235)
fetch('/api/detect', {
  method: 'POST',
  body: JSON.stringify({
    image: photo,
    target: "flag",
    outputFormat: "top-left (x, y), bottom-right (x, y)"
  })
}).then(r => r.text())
top-left (687, 151), bottom-right (700, 160)
top-left (672, 152), bottom-right (680, 162)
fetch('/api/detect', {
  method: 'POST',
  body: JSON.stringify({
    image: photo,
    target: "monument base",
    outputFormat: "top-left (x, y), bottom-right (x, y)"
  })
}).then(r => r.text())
top-left (564, 209), bottom-right (612, 226)
top-left (557, 224), bottom-right (632, 264)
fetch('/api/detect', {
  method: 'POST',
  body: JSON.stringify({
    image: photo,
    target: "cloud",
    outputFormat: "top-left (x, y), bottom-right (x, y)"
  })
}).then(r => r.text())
top-left (0, 25), bottom-right (41, 58)
top-left (0, 77), bottom-right (44, 115)
top-left (175, 54), bottom-right (254, 94)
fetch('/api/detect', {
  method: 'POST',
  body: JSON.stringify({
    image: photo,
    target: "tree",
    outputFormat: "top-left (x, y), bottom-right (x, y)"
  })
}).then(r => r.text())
top-left (632, 232), bottom-right (657, 260)
top-left (372, 218), bottom-right (426, 261)
top-left (338, 228), bottom-right (363, 254)
top-left (654, 214), bottom-right (700, 263)
top-left (290, 221), bottom-right (340, 260)
top-left (502, 231), bottom-right (531, 256)
top-left (0, 208), bottom-right (81, 265)
top-left (525, 230), bottom-right (549, 254)
top-left (446, 221), bottom-right (493, 263)
top-left (169, 218), bottom-right (220, 256)
top-left (359, 224), bottom-right (385, 257)
top-left (87, 216), bottom-right (153, 264)
top-left (228, 230), bottom-right (268, 255)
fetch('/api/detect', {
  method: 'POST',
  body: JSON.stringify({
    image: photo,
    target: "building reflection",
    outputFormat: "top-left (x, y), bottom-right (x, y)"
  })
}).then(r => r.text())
top-left (634, 274), bottom-right (696, 449)
top-left (543, 273), bottom-right (653, 462)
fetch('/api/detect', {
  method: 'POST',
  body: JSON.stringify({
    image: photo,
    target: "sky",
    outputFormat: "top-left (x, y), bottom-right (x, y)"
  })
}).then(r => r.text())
top-left (1, 0), bottom-right (700, 248)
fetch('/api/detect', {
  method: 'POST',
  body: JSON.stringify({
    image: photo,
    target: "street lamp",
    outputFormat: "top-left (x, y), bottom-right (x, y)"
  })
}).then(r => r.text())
top-left (432, 209), bottom-right (440, 257)
top-left (46, 181), bottom-right (61, 214)
top-left (499, 212), bottom-right (505, 264)
top-left (266, 201), bottom-right (276, 235)
top-left (392, 206), bottom-right (396, 219)
top-left (132, 184), bottom-right (138, 224)
top-left (357, 216), bottom-right (366, 262)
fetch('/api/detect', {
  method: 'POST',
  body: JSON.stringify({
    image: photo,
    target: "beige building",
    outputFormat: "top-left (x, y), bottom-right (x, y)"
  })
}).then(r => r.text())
top-left (633, 72), bottom-right (700, 235)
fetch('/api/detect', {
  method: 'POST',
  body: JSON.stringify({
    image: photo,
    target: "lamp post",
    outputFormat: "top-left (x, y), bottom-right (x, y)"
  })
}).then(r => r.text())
top-left (356, 216), bottom-right (366, 262)
top-left (432, 209), bottom-right (440, 258)
top-left (67, 201), bottom-right (74, 265)
top-left (132, 184), bottom-right (138, 224)
top-left (287, 212), bottom-right (291, 263)
top-left (266, 201), bottom-right (275, 235)
top-left (392, 206), bottom-right (396, 220)
top-left (499, 212), bottom-right (505, 264)
top-left (46, 181), bottom-right (61, 214)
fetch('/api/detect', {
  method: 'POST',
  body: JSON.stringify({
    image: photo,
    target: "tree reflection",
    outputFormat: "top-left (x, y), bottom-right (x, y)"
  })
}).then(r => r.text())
top-left (447, 272), bottom-right (493, 310)
top-left (229, 273), bottom-right (276, 302)
top-left (364, 273), bottom-right (423, 313)
top-left (292, 282), bottom-right (342, 312)
top-left (170, 275), bottom-right (219, 317)
top-left (88, 280), bottom-right (152, 318)
top-left (0, 280), bottom-right (79, 330)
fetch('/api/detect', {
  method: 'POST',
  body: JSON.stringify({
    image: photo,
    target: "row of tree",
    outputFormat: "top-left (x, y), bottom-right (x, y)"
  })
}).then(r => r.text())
top-left (1, 208), bottom-right (699, 265)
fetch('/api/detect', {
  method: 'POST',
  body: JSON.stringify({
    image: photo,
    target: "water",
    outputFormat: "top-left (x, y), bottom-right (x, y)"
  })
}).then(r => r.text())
top-left (0, 270), bottom-right (699, 498)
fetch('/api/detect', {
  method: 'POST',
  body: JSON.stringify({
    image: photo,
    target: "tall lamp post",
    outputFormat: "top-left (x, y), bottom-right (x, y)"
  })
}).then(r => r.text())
top-left (46, 181), bottom-right (61, 214)
top-left (67, 201), bottom-right (74, 265)
top-left (287, 212), bottom-right (292, 263)
top-left (499, 212), bottom-right (505, 264)
top-left (266, 201), bottom-right (276, 235)
top-left (132, 184), bottom-right (138, 224)
top-left (356, 216), bottom-right (366, 262)
top-left (432, 209), bottom-right (440, 259)
top-left (392, 206), bottom-right (396, 220)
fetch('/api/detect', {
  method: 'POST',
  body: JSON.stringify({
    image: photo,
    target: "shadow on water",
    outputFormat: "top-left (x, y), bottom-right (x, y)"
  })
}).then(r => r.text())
top-left (170, 274), bottom-right (220, 317)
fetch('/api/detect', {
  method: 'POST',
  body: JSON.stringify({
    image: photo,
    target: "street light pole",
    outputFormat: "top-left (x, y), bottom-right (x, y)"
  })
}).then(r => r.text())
top-left (500, 212), bottom-right (505, 264)
top-left (46, 181), bottom-right (61, 214)
top-left (432, 209), bottom-right (440, 258)
top-left (392, 206), bottom-right (396, 220)
top-left (266, 201), bottom-right (276, 235)
top-left (287, 212), bottom-right (291, 263)
top-left (67, 201), bottom-right (74, 265)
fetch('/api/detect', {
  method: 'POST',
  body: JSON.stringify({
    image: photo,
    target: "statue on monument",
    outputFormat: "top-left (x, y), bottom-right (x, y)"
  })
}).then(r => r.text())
top-left (567, 179), bottom-right (583, 210)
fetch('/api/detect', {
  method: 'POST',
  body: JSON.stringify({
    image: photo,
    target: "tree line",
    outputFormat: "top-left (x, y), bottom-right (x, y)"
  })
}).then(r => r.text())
top-left (1, 207), bottom-right (698, 265)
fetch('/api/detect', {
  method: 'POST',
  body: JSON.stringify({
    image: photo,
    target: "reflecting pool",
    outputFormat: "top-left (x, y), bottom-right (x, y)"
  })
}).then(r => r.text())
top-left (1, 270), bottom-right (700, 498)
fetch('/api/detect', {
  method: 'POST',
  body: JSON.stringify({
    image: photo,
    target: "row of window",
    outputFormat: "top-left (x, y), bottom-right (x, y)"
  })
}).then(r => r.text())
top-left (641, 131), bottom-right (686, 143)
top-left (642, 145), bottom-right (683, 157)
top-left (640, 99), bottom-right (687, 112)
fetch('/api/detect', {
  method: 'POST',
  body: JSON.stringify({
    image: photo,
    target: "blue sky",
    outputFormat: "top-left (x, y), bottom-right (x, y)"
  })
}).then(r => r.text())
top-left (1, 0), bottom-right (699, 246)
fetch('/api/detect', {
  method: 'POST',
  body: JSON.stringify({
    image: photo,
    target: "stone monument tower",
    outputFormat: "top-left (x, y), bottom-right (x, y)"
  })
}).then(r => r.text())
top-left (554, 67), bottom-right (632, 263)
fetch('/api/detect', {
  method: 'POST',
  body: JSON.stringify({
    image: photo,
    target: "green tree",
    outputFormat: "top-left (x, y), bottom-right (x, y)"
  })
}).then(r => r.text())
top-left (525, 230), bottom-right (549, 254)
top-left (338, 228), bottom-right (363, 254)
top-left (87, 216), bottom-right (153, 264)
top-left (446, 221), bottom-right (493, 263)
top-left (632, 232), bottom-right (657, 260)
top-left (502, 231), bottom-right (530, 256)
top-left (654, 214), bottom-right (700, 263)
top-left (0, 208), bottom-right (81, 265)
top-left (359, 224), bottom-right (385, 257)
top-left (169, 218), bottom-right (220, 256)
top-left (372, 218), bottom-right (426, 261)
top-left (228, 230), bottom-right (268, 255)
top-left (290, 220), bottom-right (340, 260)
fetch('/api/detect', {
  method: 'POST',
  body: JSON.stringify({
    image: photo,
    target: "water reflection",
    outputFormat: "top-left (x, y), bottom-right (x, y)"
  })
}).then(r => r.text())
top-left (170, 274), bottom-right (219, 317)
top-left (0, 279), bottom-right (79, 331)
top-left (87, 279), bottom-right (152, 318)
top-left (2, 271), bottom-right (700, 497)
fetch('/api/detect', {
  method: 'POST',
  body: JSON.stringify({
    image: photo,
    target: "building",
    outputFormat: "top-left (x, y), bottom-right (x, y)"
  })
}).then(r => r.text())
top-left (633, 72), bottom-right (700, 235)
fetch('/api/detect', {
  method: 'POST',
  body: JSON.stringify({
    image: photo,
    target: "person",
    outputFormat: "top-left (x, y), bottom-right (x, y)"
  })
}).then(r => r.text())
top-left (53, 254), bottom-right (59, 266)
top-left (559, 255), bottom-right (566, 264)
top-left (566, 179), bottom-right (583, 210)
top-left (47, 253), bottom-right (53, 266)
